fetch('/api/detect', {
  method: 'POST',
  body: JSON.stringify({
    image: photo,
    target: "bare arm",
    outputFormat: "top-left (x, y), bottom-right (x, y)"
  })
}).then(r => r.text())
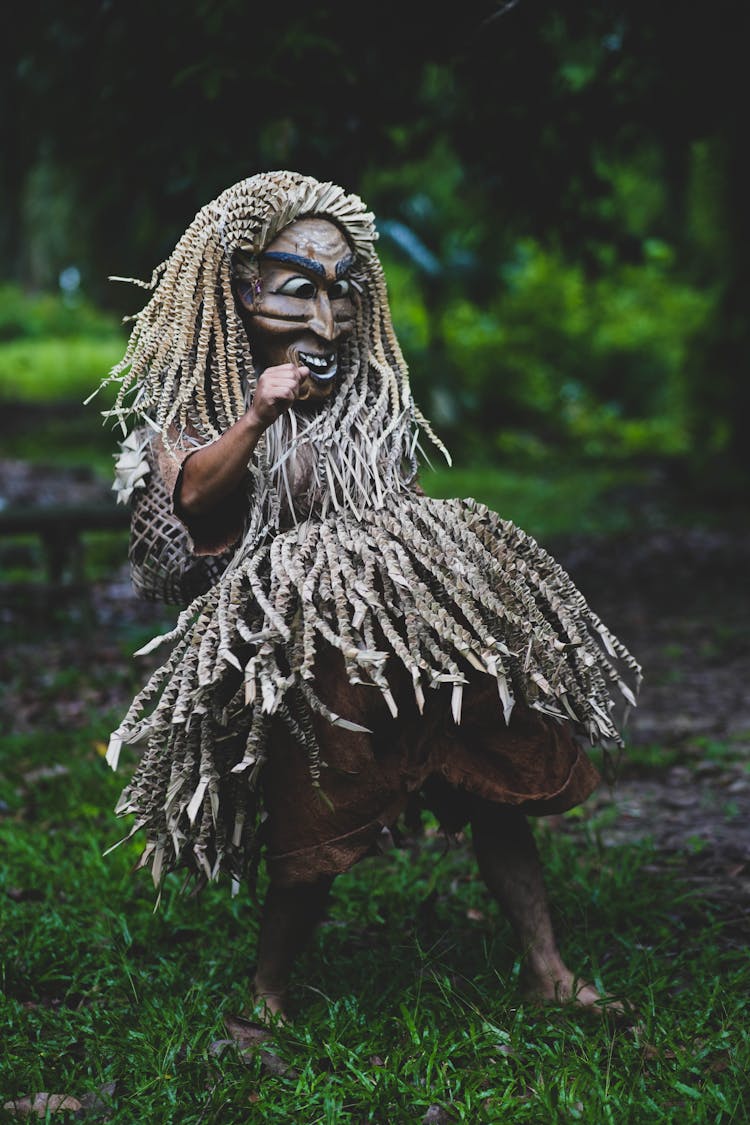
top-left (177, 363), bottom-right (307, 517)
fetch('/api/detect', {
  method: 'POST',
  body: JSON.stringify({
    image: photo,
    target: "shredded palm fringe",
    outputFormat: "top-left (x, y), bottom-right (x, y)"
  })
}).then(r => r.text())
top-left (94, 171), bottom-right (641, 891)
top-left (106, 495), bottom-right (641, 888)
top-left (91, 170), bottom-right (449, 568)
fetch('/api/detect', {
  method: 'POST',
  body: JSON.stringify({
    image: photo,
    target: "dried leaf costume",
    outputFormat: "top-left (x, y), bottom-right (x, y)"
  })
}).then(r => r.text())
top-left (99, 171), bottom-right (641, 891)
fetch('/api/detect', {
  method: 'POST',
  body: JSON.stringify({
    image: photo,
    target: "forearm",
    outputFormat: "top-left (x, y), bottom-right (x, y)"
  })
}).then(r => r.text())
top-left (176, 362), bottom-right (304, 519)
top-left (177, 407), bottom-right (266, 517)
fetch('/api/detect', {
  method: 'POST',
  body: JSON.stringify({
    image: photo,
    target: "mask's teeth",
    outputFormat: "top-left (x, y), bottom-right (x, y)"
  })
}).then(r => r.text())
top-left (299, 351), bottom-right (337, 381)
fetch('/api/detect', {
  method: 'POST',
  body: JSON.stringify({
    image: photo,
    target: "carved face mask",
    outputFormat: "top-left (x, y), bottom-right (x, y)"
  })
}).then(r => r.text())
top-left (236, 217), bottom-right (356, 403)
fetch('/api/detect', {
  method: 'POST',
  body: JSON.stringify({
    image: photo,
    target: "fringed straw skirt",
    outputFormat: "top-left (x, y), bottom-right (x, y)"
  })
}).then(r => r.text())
top-left (106, 495), bottom-right (640, 890)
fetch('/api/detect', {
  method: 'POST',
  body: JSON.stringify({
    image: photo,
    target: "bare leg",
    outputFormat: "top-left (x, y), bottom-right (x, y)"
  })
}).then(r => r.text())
top-left (471, 802), bottom-right (618, 1013)
top-left (251, 876), bottom-right (334, 1021)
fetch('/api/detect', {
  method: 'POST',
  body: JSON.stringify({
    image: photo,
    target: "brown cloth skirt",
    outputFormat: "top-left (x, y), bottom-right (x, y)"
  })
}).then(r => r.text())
top-left (262, 650), bottom-right (600, 886)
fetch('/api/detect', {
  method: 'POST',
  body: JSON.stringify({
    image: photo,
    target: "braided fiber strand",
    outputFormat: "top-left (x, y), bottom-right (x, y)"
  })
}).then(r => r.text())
top-left (108, 495), bottom-right (640, 887)
top-left (98, 171), bottom-right (640, 892)
top-left (96, 172), bottom-right (426, 555)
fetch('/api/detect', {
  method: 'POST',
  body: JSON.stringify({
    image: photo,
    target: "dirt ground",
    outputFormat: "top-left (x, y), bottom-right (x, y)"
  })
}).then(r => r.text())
top-left (552, 526), bottom-right (750, 944)
top-left (2, 458), bottom-right (749, 941)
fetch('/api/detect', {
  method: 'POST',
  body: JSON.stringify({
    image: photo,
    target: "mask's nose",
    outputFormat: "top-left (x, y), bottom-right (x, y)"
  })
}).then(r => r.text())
top-left (308, 293), bottom-right (338, 341)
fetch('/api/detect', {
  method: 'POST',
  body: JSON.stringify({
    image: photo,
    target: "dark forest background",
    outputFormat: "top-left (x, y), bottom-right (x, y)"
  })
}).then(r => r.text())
top-left (1, 0), bottom-right (749, 523)
top-left (3, 8), bottom-right (750, 1117)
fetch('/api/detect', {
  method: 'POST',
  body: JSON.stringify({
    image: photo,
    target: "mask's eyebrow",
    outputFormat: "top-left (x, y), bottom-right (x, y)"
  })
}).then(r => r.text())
top-left (336, 252), bottom-right (356, 279)
top-left (260, 251), bottom-right (325, 277)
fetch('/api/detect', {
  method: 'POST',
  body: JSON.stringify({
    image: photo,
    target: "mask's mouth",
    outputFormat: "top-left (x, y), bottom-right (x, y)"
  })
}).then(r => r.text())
top-left (297, 349), bottom-right (337, 384)
top-left (288, 346), bottom-right (339, 402)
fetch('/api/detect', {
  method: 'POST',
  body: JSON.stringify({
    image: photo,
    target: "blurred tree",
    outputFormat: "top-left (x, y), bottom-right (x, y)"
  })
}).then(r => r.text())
top-left (2, 1), bottom-right (748, 487)
top-left (449, 1), bottom-right (750, 486)
top-left (4, 0), bottom-right (474, 295)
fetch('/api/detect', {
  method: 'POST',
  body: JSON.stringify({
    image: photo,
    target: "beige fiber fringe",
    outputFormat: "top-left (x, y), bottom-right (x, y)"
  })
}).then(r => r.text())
top-left (93, 171), bottom-right (641, 889)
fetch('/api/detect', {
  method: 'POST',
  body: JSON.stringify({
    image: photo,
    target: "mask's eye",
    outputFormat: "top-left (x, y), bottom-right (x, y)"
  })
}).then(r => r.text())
top-left (329, 279), bottom-right (351, 299)
top-left (275, 276), bottom-right (317, 299)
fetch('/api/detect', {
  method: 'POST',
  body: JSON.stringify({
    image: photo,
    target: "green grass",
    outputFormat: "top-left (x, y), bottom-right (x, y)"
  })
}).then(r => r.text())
top-left (0, 322), bottom-right (746, 1119)
top-left (0, 395), bottom-right (650, 542)
top-left (0, 336), bottom-right (124, 404)
top-left (0, 321), bottom-right (698, 544)
top-left (617, 734), bottom-right (750, 780)
top-left (2, 642), bottom-right (748, 1123)
top-left (420, 464), bottom-right (645, 540)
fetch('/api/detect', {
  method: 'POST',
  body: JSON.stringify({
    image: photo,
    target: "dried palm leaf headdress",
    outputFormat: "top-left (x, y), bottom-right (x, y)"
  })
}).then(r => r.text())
top-left (99, 171), bottom-right (641, 891)
top-left (101, 170), bottom-right (446, 544)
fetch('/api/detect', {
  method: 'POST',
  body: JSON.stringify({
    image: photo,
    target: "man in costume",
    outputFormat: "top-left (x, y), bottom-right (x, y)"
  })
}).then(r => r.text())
top-left (100, 172), bottom-right (640, 1021)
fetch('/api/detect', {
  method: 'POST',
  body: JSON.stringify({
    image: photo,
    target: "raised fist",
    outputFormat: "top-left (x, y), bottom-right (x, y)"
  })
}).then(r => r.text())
top-left (248, 363), bottom-right (309, 427)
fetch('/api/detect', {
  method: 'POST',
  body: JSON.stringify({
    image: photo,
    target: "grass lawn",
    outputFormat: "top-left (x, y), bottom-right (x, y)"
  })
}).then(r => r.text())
top-left (1, 606), bottom-right (747, 1123)
top-left (0, 397), bottom-right (653, 546)
top-left (420, 464), bottom-right (646, 540)
top-left (2, 363), bottom-right (747, 1121)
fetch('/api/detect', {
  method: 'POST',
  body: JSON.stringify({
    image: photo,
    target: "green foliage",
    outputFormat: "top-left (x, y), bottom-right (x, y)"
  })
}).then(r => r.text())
top-left (428, 237), bottom-right (713, 461)
top-left (0, 284), bottom-right (124, 405)
top-left (420, 463), bottom-right (644, 539)
top-left (357, 137), bottom-right (720, 470)
top-left (0, 336), bottom-right (124, 404)
top-left (4, 1), bottom-right (749, 484)
top-left (0, 283), bottom-right (121, 342)
top-left (377, 255), bottom-right (431, 357)
top-left (382, 223), bottom-right (715, 465)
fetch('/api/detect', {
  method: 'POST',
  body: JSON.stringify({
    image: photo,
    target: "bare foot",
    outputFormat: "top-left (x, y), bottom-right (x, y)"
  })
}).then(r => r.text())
top-left (249, 986), bottom-right (289, 1026)
top-left (522, 961), bottom-right (632, 1022)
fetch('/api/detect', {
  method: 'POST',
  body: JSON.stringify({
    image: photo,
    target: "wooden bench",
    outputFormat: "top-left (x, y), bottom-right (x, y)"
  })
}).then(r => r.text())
top-left (0, 502), bottom-right (129, 587)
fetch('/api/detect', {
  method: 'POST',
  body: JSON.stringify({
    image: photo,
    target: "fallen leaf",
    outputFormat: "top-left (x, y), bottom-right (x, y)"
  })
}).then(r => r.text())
top-left (215, 1017), bottom-right (300, 1079)
top-left (223, 1014), bottom-right (271, 1046)
top-left (422, 1106), bottom-right (454, 1124)
top-left (258, 1050), bottom-right (299, 1079)
top-left (488, 1042), bottom-right (516, 1059)
top-left (22, 997), bottom-right (63, 1011)
top-left (640, 1041), bottom-right (678, 1061)
top-left (208, 1039), bottom-right (234, 1058)
top-left (21, 764), bottom-right (70, 784)
top-left (78, 1082), bottom-right (118, 1117)
top-left (3, 1093), bottom-right (82, 1117)
top-left (466, 908), bottom-right (486, 922)
top-left (5, 887), bottom-right (44, 902)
